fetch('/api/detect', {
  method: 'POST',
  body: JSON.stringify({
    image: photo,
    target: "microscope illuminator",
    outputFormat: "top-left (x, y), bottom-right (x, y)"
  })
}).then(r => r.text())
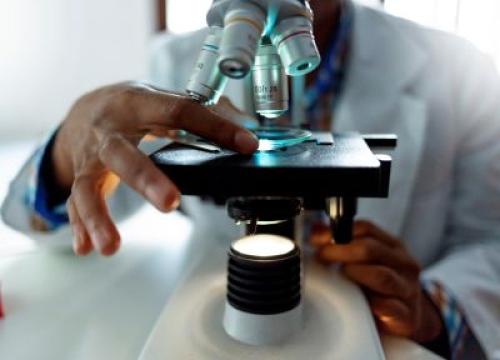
top-left (223, 234), bottom-right (303, 345)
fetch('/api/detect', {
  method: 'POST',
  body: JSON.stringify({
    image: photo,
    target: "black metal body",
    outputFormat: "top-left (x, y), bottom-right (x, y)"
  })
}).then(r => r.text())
top-left (151, 132), bottom-right (390, 200)
top-left (227, 244), bottom-right (301, 315)
top-left (150, 132), bottom-right (396, 244)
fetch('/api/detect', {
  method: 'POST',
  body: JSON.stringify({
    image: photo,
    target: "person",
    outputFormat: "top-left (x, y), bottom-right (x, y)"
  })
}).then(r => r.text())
top-left (2, 0), bottom-right (499, 358)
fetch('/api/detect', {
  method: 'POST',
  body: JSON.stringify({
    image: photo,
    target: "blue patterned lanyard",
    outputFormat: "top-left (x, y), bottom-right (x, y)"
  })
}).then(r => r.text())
top-left (304, 1), bottom-right (354, 129)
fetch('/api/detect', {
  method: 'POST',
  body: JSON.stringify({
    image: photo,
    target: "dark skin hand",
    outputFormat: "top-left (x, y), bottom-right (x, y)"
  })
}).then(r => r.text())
top-left (52, 83), bottom-right (258, 256)
top-left (309, 220), bottom-right (444, 343)
top-left (305, 0), bottom-right (445, 346)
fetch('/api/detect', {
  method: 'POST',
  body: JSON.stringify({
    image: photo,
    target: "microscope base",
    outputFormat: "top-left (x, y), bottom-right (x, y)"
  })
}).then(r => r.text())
top-left (139, 246), bottom-right (385, 360)
top-left (223, 301), bottom-right (303, 346)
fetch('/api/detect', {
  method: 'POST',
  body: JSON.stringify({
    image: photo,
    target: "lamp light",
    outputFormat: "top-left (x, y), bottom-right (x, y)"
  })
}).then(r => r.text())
top-left (223, 234), bottom-right (303, 345)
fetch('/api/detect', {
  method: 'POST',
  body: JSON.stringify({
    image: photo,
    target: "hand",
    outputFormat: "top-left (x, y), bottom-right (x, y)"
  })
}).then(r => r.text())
top-left (309, 220), bottom-right (443, 343)
top-left (52, 82), bottom-right (258, 256)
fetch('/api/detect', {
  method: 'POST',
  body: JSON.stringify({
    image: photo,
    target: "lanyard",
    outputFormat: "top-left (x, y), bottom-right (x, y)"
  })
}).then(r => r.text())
top-left (303, 1), bottom-right (354, 130)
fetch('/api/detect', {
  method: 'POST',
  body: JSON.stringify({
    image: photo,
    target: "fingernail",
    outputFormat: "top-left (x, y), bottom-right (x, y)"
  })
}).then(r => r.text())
top-left (234, 130), bottom-right (258, 154)
top-left (165, 190), bottom-right (180, 211)
top-left (101, 239), bottom-right (120, 257)
top-left (91, 230), bottom-right (111, 253)
top-left (145, 183), bottom-right (180, 212)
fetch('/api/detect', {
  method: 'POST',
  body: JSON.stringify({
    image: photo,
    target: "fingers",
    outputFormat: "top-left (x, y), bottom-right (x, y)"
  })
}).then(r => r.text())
top-left (71, 174), bottom-right (121, 256)
top-left (342, 264), bottom-right (413, 299)
top-left (353, 220), bottom-right (400, 247)
top-left (309, 220), bottom-right (401, 249)
top-left (98, 134), bottom-right (180, 212)
top-left (307, 218), bottom-right (425, 340)
top-left (67, 197), bottom-right (93, 256)
top-left (369, 296), bottom-right (414, 337)
top-left (308, 222), bottom-right (331, 247)
top-left (314, 220), bottom-right (421, 272)
top-left (317, 238), bottom-right (415, 270)
top-left (136, 90), bottom-right (258, 154)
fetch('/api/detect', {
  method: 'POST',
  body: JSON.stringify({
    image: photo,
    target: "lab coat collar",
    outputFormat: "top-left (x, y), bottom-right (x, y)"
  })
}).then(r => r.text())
top-left (334, 2), bottom-right (429, 236)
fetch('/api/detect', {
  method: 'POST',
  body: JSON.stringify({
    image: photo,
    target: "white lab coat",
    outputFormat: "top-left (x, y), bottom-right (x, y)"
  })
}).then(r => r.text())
top-left (2, 2), bottom-right (500, 357)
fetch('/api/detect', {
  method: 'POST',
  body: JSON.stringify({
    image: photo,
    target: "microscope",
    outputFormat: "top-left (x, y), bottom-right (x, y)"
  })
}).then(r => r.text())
top-left (149, 0), bottom-right (396, 350)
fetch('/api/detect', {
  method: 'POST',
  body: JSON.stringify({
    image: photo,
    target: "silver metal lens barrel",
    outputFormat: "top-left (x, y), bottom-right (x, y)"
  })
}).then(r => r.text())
top-left (218, 1), bottom-right (266, 79)
top-left (252, 43), bottom-right (289, 119)
top-left (186, 27), bottom-right (228, 105)
top-left (271, 16), bottom-right (321, 77)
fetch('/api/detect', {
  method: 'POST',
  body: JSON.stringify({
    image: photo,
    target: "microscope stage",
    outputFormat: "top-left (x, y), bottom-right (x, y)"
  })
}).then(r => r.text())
top-left (151, 132), bottom-right (389, 199)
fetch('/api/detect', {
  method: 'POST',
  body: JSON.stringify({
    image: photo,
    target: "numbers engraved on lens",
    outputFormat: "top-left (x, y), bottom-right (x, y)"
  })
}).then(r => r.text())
top-left (254, 84), bottom-right (280, 101)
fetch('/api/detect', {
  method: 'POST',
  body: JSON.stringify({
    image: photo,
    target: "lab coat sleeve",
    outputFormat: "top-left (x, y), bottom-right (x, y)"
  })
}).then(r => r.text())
top-left (423, 43), bottom-right (500, 358)
top-left (1, 139), bottom-right (73, 247)
top-left (0, 136), bottom-right (147, 248)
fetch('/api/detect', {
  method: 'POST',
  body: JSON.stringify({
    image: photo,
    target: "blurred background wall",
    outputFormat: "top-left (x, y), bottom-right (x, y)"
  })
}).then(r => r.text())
top-left (0, 0), bottom-right (154, 141)
top-left (385, 0), bottom-right (500, 69)
top-left (0, 0), bottom-right (499, 142)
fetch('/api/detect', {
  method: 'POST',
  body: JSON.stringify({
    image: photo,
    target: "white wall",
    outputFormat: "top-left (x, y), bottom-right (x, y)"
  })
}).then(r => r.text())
top-left (0, 0), bottom-right (154, 141)
top-left (167, 0), bottom-right (211, 33)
